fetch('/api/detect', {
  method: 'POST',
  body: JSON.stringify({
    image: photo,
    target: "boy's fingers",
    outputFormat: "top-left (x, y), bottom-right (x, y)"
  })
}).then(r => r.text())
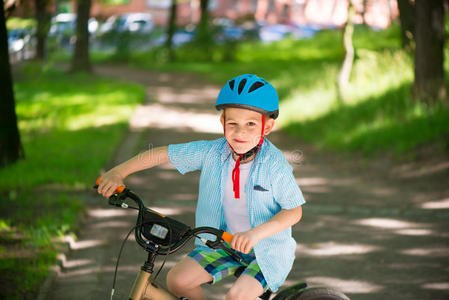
top-left (242, 240), bottom-right (250, 254)
top-left (231, 236), bottom-right (237, 249)
top-left (101, 181), bottom-right (112, 196)
top-left (99, 179), bottom-right (111, 195)
top-left (245, 242), bottom-right (252, 254)
top-left (106, 184), bottom-right (117, 196)
top-left (97, 180), bottom-right (103, 193)
top-left (237, 237), bottom-right (246, 252)
top-left (232, 236), bottom-right (240, 250)
top-left (234, 236), bottom-right (242, 251)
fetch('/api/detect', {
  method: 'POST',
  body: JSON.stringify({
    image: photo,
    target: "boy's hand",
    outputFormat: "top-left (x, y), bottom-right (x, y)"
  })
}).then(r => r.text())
top-left (231, 230), bottom-right (260, 254)
top-left (97, 170), bottom-right (124, 198)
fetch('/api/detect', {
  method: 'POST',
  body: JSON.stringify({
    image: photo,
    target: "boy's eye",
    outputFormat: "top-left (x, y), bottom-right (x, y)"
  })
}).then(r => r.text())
top-left (247, 122), bottom-right (256, 126)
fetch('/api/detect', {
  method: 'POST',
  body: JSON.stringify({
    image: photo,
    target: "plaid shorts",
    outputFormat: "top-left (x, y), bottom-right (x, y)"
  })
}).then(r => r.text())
top-left (187, 245), bottom-right (268, 291)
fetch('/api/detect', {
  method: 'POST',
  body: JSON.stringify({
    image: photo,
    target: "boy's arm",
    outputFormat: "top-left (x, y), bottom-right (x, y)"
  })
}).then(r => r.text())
top-left (97, 146), bottom-right (169, 198)
top-left (231, 205), bottom-right (303, 254)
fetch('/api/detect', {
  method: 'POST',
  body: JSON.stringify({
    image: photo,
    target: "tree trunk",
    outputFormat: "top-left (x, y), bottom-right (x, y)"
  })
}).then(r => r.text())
top-left (71, 0), bottom-right (92, 72)
top-left (0, 0), bottom-right (24, 167)
top-left (397, 0), bottom-right (415, 52)
top-left (196, 0), bottom-right (211, 60)
top-left (336, 1), bottom-right (355, 104)
top-left (198, 0), bottom-right (210, 42)
top-left (34, 0), bottom-right (51, 60)
top-left (413, 0), bottom-right (446, 104)
top-left (165, 0), bottom-right (177, 62)
top-left (361, 0), bottom-right (368, 25)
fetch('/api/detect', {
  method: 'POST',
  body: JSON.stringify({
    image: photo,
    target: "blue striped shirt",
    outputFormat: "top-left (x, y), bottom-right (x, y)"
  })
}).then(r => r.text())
top-left (168, 137), bottom-right (306, 291)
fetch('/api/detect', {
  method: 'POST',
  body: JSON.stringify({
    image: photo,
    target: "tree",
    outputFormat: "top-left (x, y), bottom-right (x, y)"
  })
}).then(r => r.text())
top-left (397, 0), bottom-right (415, 52)
top-left (34, 0), bottom-right (52, 60)
top-left (71, 0), bottom-right (92, 72)
top-left (360, 0), bottom-right (367, 25)
top-left (165, 0), bottom-right (177, 61)
top-left (412, 0), bottom-right (446, 104)
top-left (336, 0), bottom-right (355, 103)
top-left (197, 2), bottom-right (210, 38)
top-left (196, 0), bottom-right (213, 60)
top-left (0, 0), bottom-right (25, 167)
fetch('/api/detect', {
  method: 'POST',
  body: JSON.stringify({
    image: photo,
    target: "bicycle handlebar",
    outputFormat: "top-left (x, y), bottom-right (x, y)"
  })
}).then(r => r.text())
top-left (95, 176), bottom-right (126, 194)
top-left (93, 176), bottom-right (238, 257)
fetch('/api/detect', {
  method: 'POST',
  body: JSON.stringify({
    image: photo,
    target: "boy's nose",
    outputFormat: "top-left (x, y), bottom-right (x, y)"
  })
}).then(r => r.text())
top-left (234, 126), bottom-right (246, 135)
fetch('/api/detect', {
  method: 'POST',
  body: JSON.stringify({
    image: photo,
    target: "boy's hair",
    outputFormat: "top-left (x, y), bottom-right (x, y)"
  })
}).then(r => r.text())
top-left (215, 74), bottom-right (279, 119)
top-left (220, 109), bottom-right (275, 121)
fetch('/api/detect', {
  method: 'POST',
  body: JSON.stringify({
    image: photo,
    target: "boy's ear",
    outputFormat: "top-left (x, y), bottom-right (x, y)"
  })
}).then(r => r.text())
top-left (264, 118), bottom-right (275, 135)
top-left (220, 112), bottom-right (224, 127)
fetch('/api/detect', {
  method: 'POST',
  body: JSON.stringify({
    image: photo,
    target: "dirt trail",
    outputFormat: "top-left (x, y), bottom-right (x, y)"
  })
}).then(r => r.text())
top-left (42, 65), bottom-right (449, 300)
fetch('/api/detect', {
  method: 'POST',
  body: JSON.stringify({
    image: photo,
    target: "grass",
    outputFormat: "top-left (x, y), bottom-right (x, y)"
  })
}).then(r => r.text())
top-left (1, 64), bottom-right (145, 190)
top-left (285, 84), bottom-right (449, 155)
top-left (0, 63), bottom-right (145, 299)
top-left (89, 24), bottom-right (449, 157)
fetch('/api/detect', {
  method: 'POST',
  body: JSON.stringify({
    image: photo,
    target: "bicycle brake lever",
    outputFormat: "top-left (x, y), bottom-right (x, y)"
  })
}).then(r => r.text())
top-left (108, 189), bottom-right (129, 207)
top-left (222, 246), bottom-right (245, 265)
top-left (205, 240), bottom-right (245, 264)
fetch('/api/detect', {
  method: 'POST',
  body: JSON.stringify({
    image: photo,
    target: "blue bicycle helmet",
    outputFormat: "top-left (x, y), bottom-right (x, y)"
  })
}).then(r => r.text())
top-left (215, 74), bottom-right (279, 119)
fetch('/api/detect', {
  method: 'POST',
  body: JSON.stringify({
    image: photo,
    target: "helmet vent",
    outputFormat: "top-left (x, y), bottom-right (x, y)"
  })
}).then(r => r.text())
top-left (238, 79), bottom-right (247, 94)
top-left (228, 80), bottom-right (235, 90)
top-left (248, 81), bottom-right (265, 93)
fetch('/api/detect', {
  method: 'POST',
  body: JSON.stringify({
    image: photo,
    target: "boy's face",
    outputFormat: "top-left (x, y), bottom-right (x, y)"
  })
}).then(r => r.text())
top-left (220, 107), bottom-right (275, 154)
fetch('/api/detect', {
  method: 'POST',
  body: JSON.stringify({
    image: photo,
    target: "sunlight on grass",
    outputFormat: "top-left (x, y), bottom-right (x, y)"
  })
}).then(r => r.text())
top-left (279, 89), bottom-right (337, 125)
top-left (0, 65), bottom-right (145, 299)
top-left (15, 74), bottom-right (144, 132)
top-left (0, 66), bottom-right (145, 191)
top-left (90, 24), bottom-right (449, 156)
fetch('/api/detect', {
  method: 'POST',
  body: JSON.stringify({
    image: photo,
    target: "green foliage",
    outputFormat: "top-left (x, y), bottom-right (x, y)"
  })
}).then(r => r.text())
top-left (0, 249), bottom-right (56, 300)
top-left (104, 24), bottom-right (448, 157)
top-left (285, 84), bottom-right (449, 155)
top-left (6, 17), bottom-right (36, 30)
top-left (0, 64), bottom-right (145, 299)
top-left (0, 64), bottom-right (145, 191)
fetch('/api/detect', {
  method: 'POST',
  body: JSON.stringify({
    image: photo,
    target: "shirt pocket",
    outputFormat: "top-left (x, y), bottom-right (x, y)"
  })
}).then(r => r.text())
top-left (252, 183), bottom-right (276, 207)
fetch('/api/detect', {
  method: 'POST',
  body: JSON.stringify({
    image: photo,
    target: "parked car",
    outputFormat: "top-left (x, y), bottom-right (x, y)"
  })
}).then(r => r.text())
top-left (99, 13), bottom-right (154, 34)
top-left (8, 28), bottom-right (35, 62)
top-left (153, 29), bottom-right (195, 47)
top-left (212, 18), bottom-right (245, 42)
top-left (49, 13), bottom-right (99, 49)
top-left (49, 13), bottom-right (99, 36)
top-left (258, 24), bottom-right (319, 43)
top-left (49, 13), bottom-right (75, 37)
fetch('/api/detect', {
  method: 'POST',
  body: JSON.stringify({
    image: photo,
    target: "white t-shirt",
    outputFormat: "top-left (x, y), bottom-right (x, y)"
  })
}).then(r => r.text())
top-left (223, 157), bottom-right (254, 234)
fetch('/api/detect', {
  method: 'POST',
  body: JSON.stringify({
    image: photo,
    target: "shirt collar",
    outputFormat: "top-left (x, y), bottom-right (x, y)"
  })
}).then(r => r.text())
top-left (220, 138), bottom-right (270, 165)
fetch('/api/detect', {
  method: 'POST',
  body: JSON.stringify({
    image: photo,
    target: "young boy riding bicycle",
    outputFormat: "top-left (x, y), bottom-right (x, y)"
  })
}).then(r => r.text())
top-left (97, 74), bottom-right (306, 300)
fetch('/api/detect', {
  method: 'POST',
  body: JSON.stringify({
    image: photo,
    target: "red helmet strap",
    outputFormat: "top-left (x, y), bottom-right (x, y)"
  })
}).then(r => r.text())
top-left (223, 110), bottom-right (265, 198)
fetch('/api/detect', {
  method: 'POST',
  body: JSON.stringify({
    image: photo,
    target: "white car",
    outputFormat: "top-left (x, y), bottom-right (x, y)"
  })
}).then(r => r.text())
top-left (49, 13), bottom-right (99, 36)
top-left (100, 13), bottom-right (154, 34)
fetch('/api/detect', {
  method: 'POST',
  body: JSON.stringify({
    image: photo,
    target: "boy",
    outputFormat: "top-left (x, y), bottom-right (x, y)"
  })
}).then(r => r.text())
top-left (97, 74), bottom-right (306, 300)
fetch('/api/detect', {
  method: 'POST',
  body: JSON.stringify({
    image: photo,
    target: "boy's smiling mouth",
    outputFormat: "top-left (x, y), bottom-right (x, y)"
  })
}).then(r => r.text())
top-left (234, 139), bottom-right (247, 143)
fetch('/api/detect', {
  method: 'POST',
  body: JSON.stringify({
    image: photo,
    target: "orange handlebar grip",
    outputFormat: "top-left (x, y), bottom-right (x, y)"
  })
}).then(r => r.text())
top-left (221, 231), bottom-right (233, 243)
top-left (115, 186), bottom-right (125, 193)
top-left (96, 176), bottom-right (126, 194)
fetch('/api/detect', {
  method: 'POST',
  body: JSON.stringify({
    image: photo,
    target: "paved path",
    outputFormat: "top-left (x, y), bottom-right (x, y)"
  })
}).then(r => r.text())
top-left (43, 65), bottom-right (449, 300)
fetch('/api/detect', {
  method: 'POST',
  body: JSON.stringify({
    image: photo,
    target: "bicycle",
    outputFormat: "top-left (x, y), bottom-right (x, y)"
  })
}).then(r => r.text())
top-left (94, 177), bottom-right (350, 300)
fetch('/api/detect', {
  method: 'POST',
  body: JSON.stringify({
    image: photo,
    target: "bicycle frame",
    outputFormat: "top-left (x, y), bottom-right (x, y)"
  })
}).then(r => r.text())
top-left (95, 178), bottom-right (350, 300)
top-left (95, 180), bottom-right (244, 300)
top-left (129, 269), bottom-right (175, 300)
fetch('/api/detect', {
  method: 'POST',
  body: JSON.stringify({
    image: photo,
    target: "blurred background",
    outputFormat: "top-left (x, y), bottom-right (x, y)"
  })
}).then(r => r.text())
top-left (1, 0), bottom-right (448, 299)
